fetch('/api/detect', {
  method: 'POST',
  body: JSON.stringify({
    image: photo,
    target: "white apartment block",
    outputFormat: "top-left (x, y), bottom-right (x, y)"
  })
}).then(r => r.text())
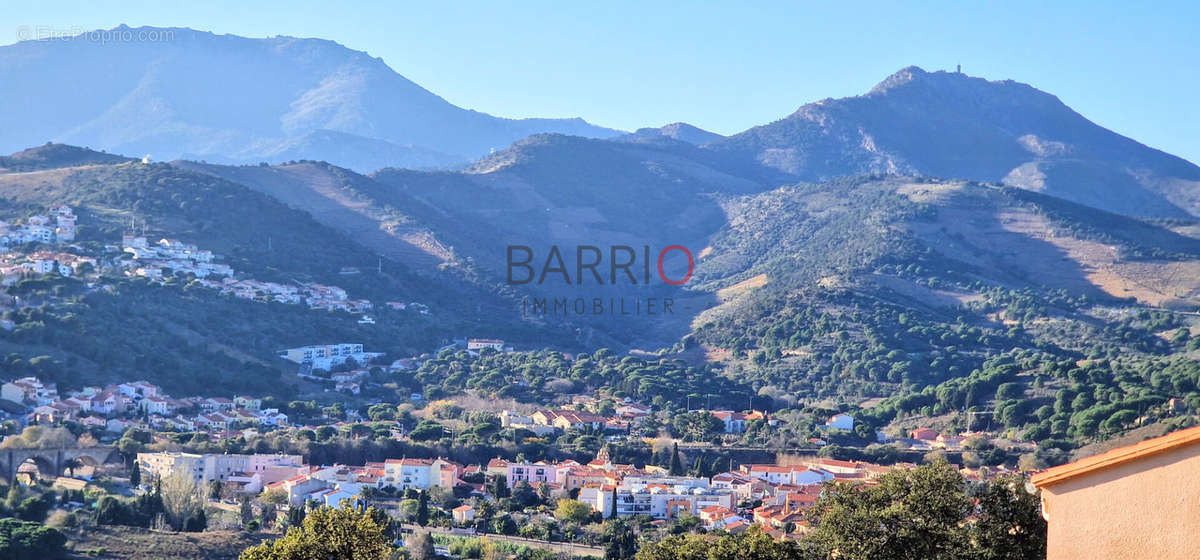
top-left (742, 464), bottom-right (836, 486)
top-left (137, 452), bottom-right (303, 485)
top-left (580, 478), bottom-right (736, 520)
top-left (467, 338), bottom-right (505, 351)
top-left (381, 458), bottom-right (458, 491)
top-left (277, 344), bottom-right (381, 370)
top-left (506, 461), bottom-right (557, 489)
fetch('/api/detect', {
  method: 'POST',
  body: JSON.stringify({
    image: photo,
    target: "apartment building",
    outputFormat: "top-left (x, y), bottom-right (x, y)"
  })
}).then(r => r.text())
top-left (582, 479), bottom-right (736, 520)
top-left (277, 343), bottom-right (381, 369)
top-left (137, 452), bottom-right (303, 485)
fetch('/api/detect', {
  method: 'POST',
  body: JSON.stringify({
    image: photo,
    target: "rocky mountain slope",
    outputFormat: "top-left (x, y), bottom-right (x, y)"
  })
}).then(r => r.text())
top-left (711, 66), bottom-right (1200, 218)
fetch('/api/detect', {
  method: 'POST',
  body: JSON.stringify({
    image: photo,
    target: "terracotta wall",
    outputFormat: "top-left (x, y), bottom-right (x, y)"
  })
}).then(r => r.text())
top-left (1040, 444), bottom-right (1200, 560)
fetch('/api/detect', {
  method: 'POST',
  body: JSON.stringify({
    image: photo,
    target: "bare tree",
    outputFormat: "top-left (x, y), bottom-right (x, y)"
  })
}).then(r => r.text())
top-left (406, 531), bottom-right (436, 560)
top-left (160, 473), bottom-right (203, 531)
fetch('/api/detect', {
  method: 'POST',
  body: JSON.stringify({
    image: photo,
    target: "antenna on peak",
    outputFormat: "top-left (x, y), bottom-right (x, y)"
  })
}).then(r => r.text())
top-left (956, 64), bottom-right (962, 74)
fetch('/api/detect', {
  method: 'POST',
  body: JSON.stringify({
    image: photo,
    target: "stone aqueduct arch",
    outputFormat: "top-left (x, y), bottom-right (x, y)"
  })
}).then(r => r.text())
top-left (0, 446), bottom-right (120, 482)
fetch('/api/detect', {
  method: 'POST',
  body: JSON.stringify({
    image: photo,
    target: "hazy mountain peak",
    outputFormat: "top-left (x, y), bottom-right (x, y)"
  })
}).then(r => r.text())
top-left (0, 26), bottom-right (620, 172)
top-left (624, 122), bottom-right (724, 146)
top-left (868, 64), bottom-right (931, 93)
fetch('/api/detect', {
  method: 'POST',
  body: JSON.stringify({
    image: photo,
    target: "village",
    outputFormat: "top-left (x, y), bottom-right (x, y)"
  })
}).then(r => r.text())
top-left (0, 204), bottom-right (395, 316)
top-left (0, 204), bottom-right (96, 287)
top-left (128, 447), bottom-right (939, 539)
top-left (0, 348), bottom-right (1029, 548)
top-left (120, 234), bottom-right (375, 313)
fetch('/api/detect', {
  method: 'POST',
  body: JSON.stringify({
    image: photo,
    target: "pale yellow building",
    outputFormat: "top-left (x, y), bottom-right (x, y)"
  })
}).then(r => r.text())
top-left (1032, 424), bottom-right (1200, 560)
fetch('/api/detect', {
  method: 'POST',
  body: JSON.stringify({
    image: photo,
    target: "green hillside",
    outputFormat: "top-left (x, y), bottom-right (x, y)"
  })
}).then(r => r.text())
top-left (0, 143), bottom-right (135, 172)
top-left (686, 176), bottom-right (1200, 449)
top-left (0, 157), bottom-right (569, 397)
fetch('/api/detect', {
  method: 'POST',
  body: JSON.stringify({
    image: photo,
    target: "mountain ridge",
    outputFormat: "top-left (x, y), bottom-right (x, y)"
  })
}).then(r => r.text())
top-left (711, 65), bottom-right (1200, 218)
top-left (0, 25), bottom-right (621, 172)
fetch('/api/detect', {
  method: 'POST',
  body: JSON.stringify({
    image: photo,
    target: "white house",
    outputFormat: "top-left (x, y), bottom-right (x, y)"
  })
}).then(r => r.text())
top-left (824, 413), bottom-right (855, 431)
top-left (790, 467), bottom-right (835, 486)
top-left (711, 411), bottom-right (749, 434)
top-left (235, 396), bottom-right (262, 410)
top-left (2, 377), bottom-right (56, 405)
top-left (466, 338), bottom-right (505, 352)
top-left (139, 396), bottom-right (174, 415)
top-left (383, 458), bottom-right (434, 490)
top-left (316, 487), bottom-right (356, 507)
top-left (744, 465), bottom-right (793, 485)
top-left (452, 504), bottom-right (476, 524)
top-left (90, 390), bottom-right (126, 415)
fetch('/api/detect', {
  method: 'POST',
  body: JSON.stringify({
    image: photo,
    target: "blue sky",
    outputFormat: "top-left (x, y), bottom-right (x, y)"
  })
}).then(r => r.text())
top-left (5, 1), bottom-right (1198, 164)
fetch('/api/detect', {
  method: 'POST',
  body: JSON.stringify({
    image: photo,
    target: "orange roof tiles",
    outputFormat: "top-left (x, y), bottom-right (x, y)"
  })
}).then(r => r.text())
top-left (1032, 424), bottom-right (1200, 487)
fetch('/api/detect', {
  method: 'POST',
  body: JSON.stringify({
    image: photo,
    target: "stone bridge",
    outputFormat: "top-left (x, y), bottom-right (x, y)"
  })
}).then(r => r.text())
top-left (0, 446), bottom-right (120, 482)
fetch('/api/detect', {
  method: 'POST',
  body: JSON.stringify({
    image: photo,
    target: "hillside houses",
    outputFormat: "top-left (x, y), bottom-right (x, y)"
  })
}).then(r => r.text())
top-left (130, 431), bottom-right (984, 542)
top-left (258, 457), bottom-right (464, 506)
top-left (122, 236), bottom-right (231, 279)
top-left (0, 250), bottom-right (97, 284)
top-left (0, 204), bottom-right (76, 248)
top-left (700, 505), bottom-right (749, 531)
top-left (2, 376), bottom-right (289, 432)
top-left (531, 409), bottom-right (608, 432)
top-left (498, 410), bottom-right (559, 436)
top-left (898, 428), bottom-right (969, 451)
top-left (740, 464), bottom-right (836, 486)
top-left (578, 473), bottom-right (735, 520)
top-left (499, 399), bottom-right (654, 437)
top-left (465, 453), bottom-right (916, 531)
top-left (121, 235), bottom-right (371, 312)
top-left (1, 376), bottom-right (58, 406)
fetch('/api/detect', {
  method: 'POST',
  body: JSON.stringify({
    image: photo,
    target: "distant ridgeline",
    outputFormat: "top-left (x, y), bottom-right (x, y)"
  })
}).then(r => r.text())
top-left (0, 53), bottom-right (1196, 453)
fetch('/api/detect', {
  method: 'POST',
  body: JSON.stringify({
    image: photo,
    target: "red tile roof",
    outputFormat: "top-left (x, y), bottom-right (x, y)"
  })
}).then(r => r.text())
top-left (1032, 424), bottom-right (1200, 487)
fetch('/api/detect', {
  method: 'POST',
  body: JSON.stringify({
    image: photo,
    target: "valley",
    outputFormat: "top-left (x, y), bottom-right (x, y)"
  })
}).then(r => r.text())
top-left (0, 24), bottom-right (1197, 558)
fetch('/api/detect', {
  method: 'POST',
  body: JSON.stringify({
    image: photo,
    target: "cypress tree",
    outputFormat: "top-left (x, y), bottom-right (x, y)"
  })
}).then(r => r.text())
top-left (416, 490), bottom-right (430, 526)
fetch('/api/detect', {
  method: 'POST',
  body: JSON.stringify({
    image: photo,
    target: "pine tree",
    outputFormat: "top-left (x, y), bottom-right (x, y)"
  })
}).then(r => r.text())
top-left (604, 519), bottom-right (637, 560)
top-left (129, 461), bottom-right (141, 487)
top-left (240, 496), bottom-right (255, 525)
top-left (184, 508), bottom-right (207, 532)
top-left (415, 490), bottom-right (429, 526)
top-left (710, 455), bottom-right (726, 476)
top-left (489, 474), bottom-right (509, 499)
top-left (668, 442), bottom-right (683, 476)
top-left (241, 505), bottom-right (394, 559)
